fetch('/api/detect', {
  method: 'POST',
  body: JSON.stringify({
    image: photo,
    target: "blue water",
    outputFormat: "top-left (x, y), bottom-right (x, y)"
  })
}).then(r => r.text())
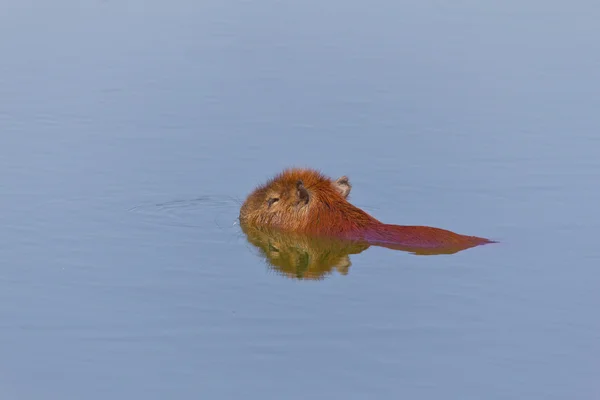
top-left (1, 1), bottom-right (599, 399)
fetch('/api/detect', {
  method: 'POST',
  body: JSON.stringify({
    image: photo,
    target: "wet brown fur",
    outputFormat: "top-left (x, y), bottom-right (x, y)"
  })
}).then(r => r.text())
top-left (240, 168), bottom-right (377, 236)
top-left (240, 168), bottom-right (493, 250)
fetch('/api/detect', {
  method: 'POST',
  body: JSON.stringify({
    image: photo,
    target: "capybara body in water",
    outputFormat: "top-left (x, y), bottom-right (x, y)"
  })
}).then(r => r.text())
top-left (240, 168), bottom-right (494, 253)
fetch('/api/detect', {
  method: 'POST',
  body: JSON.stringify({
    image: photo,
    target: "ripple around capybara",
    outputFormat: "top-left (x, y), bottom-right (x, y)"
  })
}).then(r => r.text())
top-left (240, 168), bottom-right (495, 255)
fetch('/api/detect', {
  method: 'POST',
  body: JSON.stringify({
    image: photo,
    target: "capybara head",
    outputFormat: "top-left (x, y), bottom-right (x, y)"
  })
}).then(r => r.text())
top-left (239, 168), bottom-right (377, 234)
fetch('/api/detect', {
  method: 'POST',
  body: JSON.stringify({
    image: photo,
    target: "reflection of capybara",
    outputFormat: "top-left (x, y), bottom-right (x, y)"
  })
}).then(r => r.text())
top-left (240, 168), bottom-right (495, 253)
top-left (241, 224), bottom-right (369, 280)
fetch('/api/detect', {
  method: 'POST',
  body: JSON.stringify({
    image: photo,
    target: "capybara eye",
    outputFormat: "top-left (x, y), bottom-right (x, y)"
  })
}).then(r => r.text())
top-left (267, 198), bottom-right (279, 207)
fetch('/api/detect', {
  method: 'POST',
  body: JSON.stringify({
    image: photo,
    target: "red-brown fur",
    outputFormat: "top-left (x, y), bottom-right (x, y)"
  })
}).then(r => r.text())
top-left (240, 168), bottom-right (494, 253)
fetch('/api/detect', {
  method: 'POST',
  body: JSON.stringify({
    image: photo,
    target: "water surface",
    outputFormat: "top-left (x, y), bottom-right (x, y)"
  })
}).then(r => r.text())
top-left (1, 1), bottom-right (599, 399)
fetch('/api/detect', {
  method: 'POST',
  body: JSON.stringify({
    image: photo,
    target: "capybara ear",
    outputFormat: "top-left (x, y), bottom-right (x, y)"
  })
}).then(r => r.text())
top-left (296, 180), bottom-right (309, 204)
top-left (334, 176), bottom-right (352, 199)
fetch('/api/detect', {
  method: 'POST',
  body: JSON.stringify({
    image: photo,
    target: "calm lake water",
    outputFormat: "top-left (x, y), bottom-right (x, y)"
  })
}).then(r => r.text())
top-left (2, 1), bottom-right (599, 399)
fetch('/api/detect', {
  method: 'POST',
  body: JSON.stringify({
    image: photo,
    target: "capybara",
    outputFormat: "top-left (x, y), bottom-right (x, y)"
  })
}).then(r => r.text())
top-left (240, 168), bottom-right (495, 253)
